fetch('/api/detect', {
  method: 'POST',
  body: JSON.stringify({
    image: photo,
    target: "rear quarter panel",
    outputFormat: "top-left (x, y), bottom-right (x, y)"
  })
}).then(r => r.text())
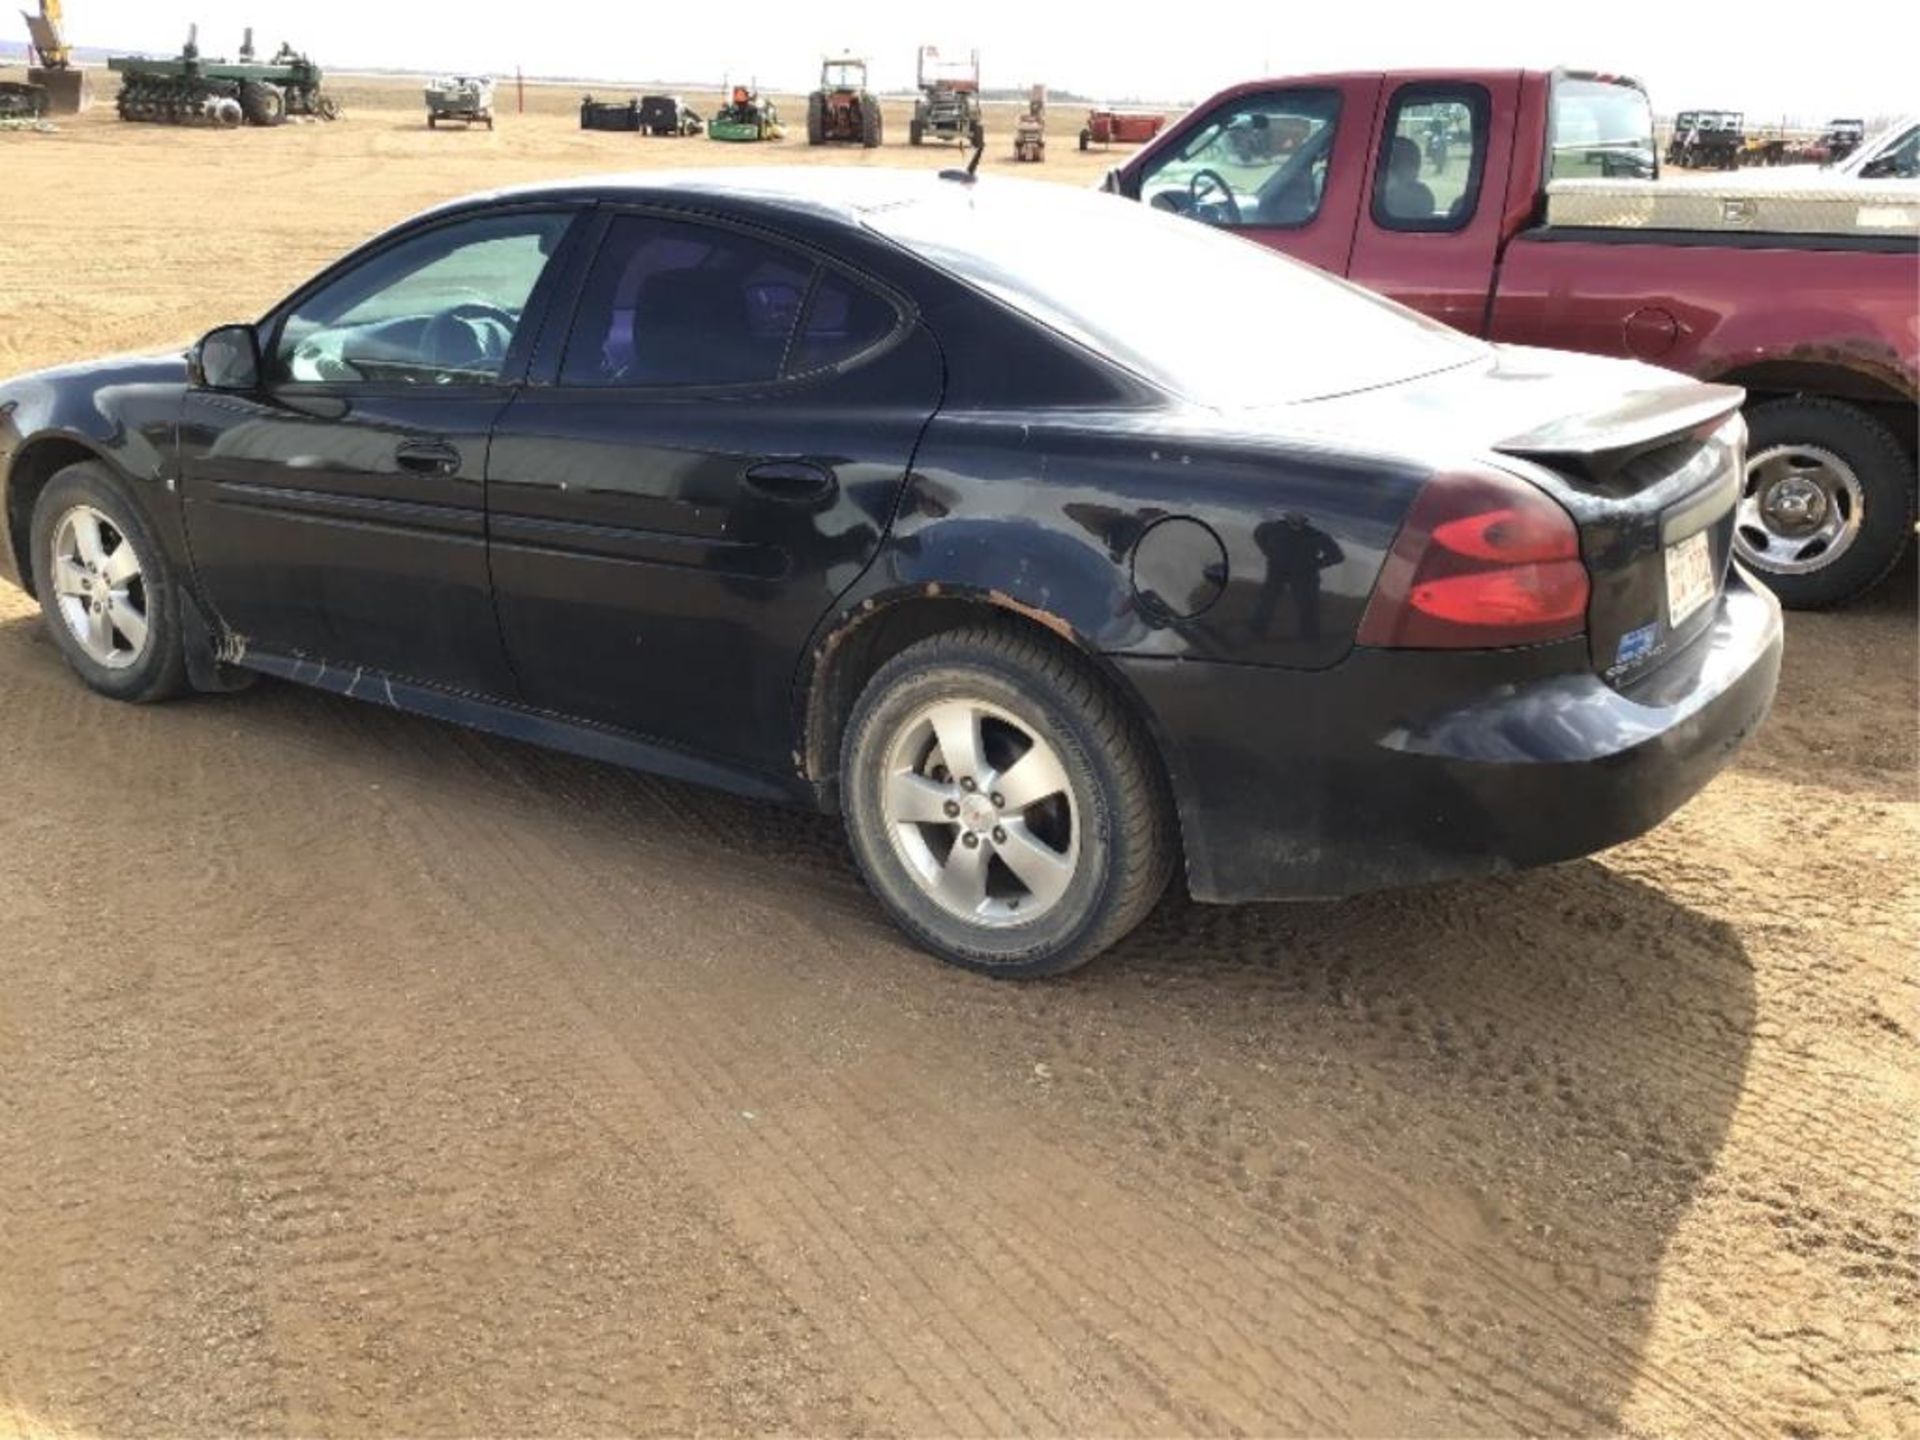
top-left (845, 409), bottom-right (1426, 670)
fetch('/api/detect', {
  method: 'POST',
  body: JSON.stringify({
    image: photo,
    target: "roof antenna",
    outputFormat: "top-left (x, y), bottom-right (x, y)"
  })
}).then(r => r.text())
top-left (940, 133), bottom-right (986, 185)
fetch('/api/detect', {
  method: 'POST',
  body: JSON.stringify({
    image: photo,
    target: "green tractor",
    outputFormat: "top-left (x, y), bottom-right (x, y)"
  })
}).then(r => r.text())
top-left (707, 83), bottom-right (783, 143)
top-left (108, 24), bottom-right (338, 127)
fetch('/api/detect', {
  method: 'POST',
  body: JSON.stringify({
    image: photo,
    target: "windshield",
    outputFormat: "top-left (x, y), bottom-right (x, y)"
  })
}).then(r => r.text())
top-left (866, 181), bottom-right (1486, 408)
top-left (823, 62), bottom-right (864, 89)
top-left (1548, 77), bottom-right (1657, 180)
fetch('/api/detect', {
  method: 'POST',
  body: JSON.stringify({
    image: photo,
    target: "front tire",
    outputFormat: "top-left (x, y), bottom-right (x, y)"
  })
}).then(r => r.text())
top-left (841, 626), bottom-right (1174, 977)
top-left (30, 461), bottom-right (189, 703)
top-left (1736, 398), bottom-right (1914, 608)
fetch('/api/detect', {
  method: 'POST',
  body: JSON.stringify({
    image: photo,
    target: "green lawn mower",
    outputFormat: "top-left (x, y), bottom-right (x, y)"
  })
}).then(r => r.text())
top-left (708, 84), bottom-right (783, 142)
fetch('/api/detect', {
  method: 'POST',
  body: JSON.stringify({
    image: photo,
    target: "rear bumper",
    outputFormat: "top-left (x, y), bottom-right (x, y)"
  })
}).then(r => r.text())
top-left (1118, 567), bottom-right (1783, 903)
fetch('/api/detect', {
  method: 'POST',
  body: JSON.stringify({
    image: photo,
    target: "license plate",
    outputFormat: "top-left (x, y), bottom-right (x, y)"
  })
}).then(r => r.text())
top-left (1664, 530), bottom-right (1715, 628)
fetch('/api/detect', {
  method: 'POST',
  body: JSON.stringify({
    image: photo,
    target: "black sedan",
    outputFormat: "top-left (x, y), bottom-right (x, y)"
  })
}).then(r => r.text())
top-left (0, 169), bottom-right (1781, 976)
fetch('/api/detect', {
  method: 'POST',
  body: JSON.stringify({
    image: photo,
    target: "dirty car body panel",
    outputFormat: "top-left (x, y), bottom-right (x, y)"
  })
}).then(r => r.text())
top-left (0, 169), bottom-right (1781, 906)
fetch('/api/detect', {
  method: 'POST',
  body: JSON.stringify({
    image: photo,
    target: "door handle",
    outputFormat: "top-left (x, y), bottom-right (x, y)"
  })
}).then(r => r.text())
top-left (395, 440), bottom-right (461, 476)
top-left (742, 458), bottom-right (836, 503)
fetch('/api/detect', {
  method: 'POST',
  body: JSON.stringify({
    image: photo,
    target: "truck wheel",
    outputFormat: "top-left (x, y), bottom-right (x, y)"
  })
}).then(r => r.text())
top-left (841, 625), bottom-right (1175, 978)
top-left (909, 117), bottom-right (924, 146)
top-left (30, 462), bottom-right (189, 704)
top-left (970, 119), bottom-right (986, 149)
top-left (860, 97), bottom-right (881, 148)
top-left (1736, 398), bottom-right (1914, 608)
top-left (240, 80), bottom-right (286, 126)
top-left (806, 91), bottom-right (825, 145)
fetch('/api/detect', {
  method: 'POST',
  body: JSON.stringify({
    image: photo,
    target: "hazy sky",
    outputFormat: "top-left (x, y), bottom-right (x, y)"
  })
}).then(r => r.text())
top-left (53, 1), bottom-right (1920, 121)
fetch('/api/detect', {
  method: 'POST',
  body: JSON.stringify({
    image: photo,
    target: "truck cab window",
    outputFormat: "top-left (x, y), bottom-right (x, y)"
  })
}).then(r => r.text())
top-left (1139, 89), bottom-right (1340, 229)
top-left (1372, 87), bottom-right (1490, 233)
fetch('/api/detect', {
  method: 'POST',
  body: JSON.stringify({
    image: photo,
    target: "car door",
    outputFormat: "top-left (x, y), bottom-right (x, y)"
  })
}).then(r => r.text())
top-left (485, 208), bottom-right (945, 774)
top-left (178, 206), bottom-right (582, 697)
top-left (1125, 78), bottom-right (1379, 275)
top-left (1346, 78), bottom-right (1515, 334)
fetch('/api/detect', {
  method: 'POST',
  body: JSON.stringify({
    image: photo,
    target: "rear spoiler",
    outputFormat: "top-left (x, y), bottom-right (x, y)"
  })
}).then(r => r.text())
top-left (1493, 380), bottom-right (1743, 487)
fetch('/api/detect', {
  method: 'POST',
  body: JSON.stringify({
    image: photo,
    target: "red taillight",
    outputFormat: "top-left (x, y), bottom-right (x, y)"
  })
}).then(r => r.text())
top-left (1358, 468), bottom-right (1590, 649)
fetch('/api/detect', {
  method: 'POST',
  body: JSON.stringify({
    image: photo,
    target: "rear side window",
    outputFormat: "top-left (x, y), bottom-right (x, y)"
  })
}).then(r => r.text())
top-left (790, 272), bottom-right (897, 371)
top-left (1371, 84), bottom-right (1490, 233)
top-left (561, 215), bottom-right (812, 387)
top-left (1548, 78), bottom-right (1657, 180)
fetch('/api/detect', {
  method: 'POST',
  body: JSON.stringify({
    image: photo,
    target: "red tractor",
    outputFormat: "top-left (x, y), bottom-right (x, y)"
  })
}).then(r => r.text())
top-left (1078, 108), bottom-right (1166, 151)
top-left (806, 55), bottom-right (882, 147)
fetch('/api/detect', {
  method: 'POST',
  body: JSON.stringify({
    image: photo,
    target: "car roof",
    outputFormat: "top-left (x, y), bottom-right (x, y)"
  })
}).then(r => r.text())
top-left (418, 166), bottom-right (976, 228)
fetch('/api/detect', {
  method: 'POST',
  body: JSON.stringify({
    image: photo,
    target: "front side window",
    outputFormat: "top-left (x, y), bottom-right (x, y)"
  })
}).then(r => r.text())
top-left (1548, 77), bottom-right (1657, 181)
top-left (1372, 85), bottom-right (1490, 232)
top-left (275, 212), bottom-right (570, 385)
top-left (1138, 89), bottom-right (1340, 229)
top-left (561, 214), bottom-right (896, 387)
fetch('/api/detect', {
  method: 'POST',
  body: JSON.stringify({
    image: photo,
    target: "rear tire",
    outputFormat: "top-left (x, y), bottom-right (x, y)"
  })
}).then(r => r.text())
top-left (806, 91), bottom-right (825, 145)
top-left (29, 462), bottom-right (189, 704)
top-left (1737, 398), bottom-right (1914, 609)
top-left (841, 626), bottom-right (1175, 978)
top-left (909, 116), bottom-right (924, 146)
top-left (860, 96), bottom-right (881, 148)
top-left (240, 80), bottom-right (286, 126)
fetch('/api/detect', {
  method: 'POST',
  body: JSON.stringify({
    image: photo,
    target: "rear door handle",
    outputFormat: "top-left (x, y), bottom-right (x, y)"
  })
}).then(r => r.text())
top-left (395, 440), bottom-right (461, 476)
top-left (742, 458), bottom-right (836, 503)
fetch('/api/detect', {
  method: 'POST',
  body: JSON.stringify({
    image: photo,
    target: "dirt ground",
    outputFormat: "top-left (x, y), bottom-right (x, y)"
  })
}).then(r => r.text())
top-left (0, 77), bottom-right (1915, 1439)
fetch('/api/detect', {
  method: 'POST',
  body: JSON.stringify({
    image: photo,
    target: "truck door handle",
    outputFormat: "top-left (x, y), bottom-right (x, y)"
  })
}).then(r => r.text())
top-left (742, 458), bottom-right (836, 503)
top-left (395, 440), bottom-right (461, 475)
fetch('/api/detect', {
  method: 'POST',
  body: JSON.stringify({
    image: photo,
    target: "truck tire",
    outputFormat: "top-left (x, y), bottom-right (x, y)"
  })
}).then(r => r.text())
top-left (969, 119), bottom-right (986, 149)
top-left (909, 116), bottom-right (924, 146)
top-left (860, 96), bottom-right (881, 148)
top-left (240, 80), bottom-right (286, 126)
top-left (806, 91), bottom-right (825, 145)
top-left (1737, 397), bottom-right (1915, 608)
top-left (840, 625), bottom-right (1175, 978)
top-left (30, 461), bottom-right (190, 704)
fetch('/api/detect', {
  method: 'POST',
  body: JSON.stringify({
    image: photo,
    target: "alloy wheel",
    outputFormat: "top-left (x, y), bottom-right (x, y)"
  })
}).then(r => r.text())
top-left (49, 504), bottom-right (150, 670)
top-left (879, 697), bottom-right (1081, 927)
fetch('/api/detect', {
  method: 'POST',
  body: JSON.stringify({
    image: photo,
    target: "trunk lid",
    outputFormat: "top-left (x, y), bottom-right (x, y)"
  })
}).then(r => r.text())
top-left (1284, 345), bottom-right (1746, 685)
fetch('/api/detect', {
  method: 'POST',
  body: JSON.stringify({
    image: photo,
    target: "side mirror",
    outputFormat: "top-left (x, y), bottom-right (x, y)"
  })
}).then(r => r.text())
top-left (190, 324), bottom-right (261, 391)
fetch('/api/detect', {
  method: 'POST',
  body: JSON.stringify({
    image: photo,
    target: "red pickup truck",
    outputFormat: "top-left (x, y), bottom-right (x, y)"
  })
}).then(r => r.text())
top-left (1102, 69), bottom-right (1919, 607)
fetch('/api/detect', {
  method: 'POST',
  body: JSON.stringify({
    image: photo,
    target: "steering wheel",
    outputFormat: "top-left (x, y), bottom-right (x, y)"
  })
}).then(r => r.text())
top-left (1187, 169), bottom-right (1242, 225)
top-left (421, 301), bottom-right (517, 376)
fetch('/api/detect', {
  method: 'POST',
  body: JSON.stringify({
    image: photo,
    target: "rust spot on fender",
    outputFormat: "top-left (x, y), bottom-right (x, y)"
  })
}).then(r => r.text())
top-left (988, 590), bottom-right (1076, 642)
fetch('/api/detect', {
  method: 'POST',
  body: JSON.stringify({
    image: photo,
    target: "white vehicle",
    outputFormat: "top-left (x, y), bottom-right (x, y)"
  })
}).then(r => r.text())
top-left (1835, 116), bottom-right (1918, 179)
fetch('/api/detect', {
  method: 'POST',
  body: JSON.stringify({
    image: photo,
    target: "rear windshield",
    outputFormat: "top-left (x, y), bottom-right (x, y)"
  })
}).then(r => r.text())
top-left (865, 182), bottom-right (1485, 408)
top-left (1548, 77), bottom-right (1658, 181)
